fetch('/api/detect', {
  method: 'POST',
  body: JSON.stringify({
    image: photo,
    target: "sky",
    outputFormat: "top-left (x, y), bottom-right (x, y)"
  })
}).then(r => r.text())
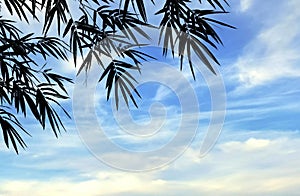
top-left (1, 0), bottom-right (300, 195)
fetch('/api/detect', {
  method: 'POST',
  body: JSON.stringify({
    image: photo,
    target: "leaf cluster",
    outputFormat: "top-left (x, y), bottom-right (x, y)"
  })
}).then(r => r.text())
top-left (0, 0), bottom-right (234, 153)
top-left (156, 0), bottom-right (235, 78)
top-left (0, 17), bottom-right (72, 153)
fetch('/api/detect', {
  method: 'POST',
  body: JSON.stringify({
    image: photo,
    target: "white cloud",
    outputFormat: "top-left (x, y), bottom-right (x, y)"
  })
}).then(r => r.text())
top-left (221, 137), bottom-right (270, 152)
top-left (153, 85), bottom-right (172, 101)
top-left (0, 172), bottom-right (167, 196)
top-left (233, 0), bottom-right (300, 88)
top-left (2, 131), bottom-right (300, 196)
top-left (239, 0), bottom-right (254, 12)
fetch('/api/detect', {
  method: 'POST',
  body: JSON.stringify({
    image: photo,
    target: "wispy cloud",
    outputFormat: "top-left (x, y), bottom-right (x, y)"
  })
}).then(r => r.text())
top-left (232, 0), bottom-right (300, 88)
top-left (239, 0), bottom-right (254, 12)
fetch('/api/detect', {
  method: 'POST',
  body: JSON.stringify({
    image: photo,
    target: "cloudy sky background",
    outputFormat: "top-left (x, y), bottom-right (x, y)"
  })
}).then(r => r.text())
top-left (1, 0), bottom-right (300, 195)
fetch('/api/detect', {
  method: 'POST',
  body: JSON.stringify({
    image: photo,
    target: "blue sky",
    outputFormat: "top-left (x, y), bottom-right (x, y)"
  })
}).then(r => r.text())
top-left (1, 0), bottom-right (300, 195)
